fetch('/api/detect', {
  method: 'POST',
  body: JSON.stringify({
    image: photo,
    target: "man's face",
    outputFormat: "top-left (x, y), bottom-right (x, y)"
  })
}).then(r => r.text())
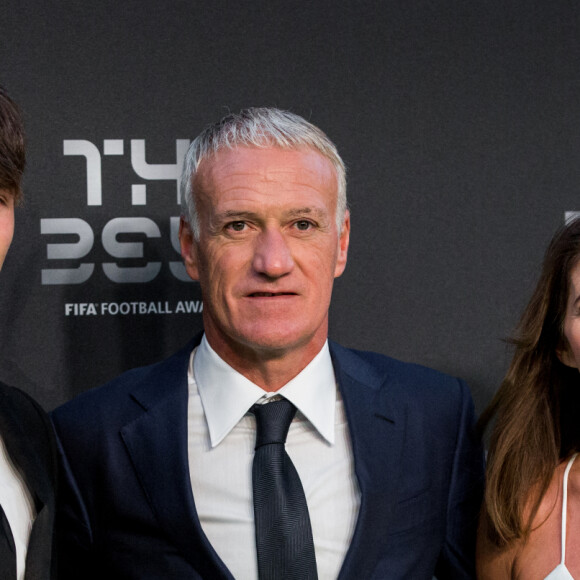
top-left (180, 146), bottom-right (350, 361)
top-left (0, 190), bottom-right (14, 270)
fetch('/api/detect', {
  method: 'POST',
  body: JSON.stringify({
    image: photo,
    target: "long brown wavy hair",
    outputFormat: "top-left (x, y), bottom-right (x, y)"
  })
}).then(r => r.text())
top-left (478, 218), bottom-right (580, 546)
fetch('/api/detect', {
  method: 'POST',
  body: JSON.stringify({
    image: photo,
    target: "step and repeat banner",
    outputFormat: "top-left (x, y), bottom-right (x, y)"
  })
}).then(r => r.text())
top-left (1, 1), bottom-right (580, 412)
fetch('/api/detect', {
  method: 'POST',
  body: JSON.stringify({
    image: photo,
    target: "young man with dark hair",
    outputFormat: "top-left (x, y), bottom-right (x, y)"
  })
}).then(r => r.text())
top-left (0, 86), bottom-right (56, 580)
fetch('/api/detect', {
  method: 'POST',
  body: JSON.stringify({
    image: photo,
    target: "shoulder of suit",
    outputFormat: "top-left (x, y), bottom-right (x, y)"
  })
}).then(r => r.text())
top-left (52, 336), bottom-right (199, 423)
top-left (329, 342), bottom-right (473, 433)
top-left (0, 382), bottom-right (57, 469)
top-left (329, 340), bottom-right (464, 388)
top-left (0, 380), bottom-right (50, 419)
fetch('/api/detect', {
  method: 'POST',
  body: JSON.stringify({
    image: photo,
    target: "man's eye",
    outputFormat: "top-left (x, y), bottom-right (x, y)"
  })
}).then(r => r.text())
top-left (295, 220), bottom-right (312, 231)
top-left (0, 195), bottom-right (12, 208)
top-left (228, 221), bottom-right (246, 232)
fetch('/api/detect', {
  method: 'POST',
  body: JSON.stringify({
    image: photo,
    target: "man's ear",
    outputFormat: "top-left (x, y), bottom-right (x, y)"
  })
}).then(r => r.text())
top-left (557, 341), bottom-right (578, 369)
top-left (179, 217), bottom-right (200, 281)
top-left (334, 210), bottom-right (350, 279)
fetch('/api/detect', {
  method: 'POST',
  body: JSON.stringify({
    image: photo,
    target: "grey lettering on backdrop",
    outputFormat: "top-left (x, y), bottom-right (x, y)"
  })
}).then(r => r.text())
top-left (41, 139), bottom-right (194, 286)
top-left (102, 217), bottom-right (162, 283)
top-left (40, 218), bottom-right (95, 285)
top-left (131, 139), bottom-right (190, 203)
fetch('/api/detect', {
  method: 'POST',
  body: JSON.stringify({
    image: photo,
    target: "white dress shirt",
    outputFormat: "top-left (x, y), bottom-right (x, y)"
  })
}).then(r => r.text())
top-left (188, 334), bottom-right (360, 579)
top-left (0, 434), bottom-right (36, 580)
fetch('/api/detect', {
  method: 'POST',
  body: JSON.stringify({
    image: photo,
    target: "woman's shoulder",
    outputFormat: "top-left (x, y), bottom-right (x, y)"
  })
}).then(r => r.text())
top-left (512, 457), bottom-right (575, 579)
top-left (565, 453), bottom-right (580, 500)
top-left (528, 457), bottom-right (569, 526)
top-left (477, 457), bottom-right (570, 579)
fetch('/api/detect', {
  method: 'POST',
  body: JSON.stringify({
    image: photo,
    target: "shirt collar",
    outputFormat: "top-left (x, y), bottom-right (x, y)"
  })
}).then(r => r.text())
top-left (193, 334), bottom-right (336, 447)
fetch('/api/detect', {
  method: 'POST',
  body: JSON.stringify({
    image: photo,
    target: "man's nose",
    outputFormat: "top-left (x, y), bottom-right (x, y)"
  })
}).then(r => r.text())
top-left (252, 229), bottom-right (294, 278)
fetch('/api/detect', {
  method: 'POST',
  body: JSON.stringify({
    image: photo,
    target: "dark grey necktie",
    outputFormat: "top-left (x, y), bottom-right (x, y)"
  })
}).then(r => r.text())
top-left (251, 399), bottom-right (318, 580)
top-left (0, 503), bottom-right (16, 580)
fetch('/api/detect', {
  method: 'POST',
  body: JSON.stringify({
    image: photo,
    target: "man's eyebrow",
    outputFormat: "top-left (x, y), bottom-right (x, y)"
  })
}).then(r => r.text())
top-left (214, 210), bottom-right (261, 221)
top-left (285, 207), bottom-right (328, 219)
top-left (0, 189), bottom-right (15, 199)
top-left (214, 208), bottom-right (329, 221)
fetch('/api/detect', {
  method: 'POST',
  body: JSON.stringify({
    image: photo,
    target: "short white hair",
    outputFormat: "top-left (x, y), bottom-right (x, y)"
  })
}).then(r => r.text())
top-left (180, 107), bottom-right (347, 238)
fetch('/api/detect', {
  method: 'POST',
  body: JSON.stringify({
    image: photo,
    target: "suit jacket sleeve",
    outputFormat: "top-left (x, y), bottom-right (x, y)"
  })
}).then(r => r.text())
top-left (434, 378), bottom-right (484, 579)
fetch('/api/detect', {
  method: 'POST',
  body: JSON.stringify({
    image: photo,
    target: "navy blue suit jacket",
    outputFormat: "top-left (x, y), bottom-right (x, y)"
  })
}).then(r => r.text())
top-left (52, 337), bottom-right (484, 579)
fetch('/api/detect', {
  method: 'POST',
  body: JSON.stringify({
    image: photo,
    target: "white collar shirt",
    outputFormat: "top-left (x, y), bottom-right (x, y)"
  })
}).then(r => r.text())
top-left (188, 334), bottom-right (360, 579)
top-left (0, 434), bottom-right (36, 580)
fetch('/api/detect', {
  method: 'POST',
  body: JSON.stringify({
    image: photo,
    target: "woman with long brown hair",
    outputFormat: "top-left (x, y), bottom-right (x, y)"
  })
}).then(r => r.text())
top-left (478, 218), bottom-right (580, 578)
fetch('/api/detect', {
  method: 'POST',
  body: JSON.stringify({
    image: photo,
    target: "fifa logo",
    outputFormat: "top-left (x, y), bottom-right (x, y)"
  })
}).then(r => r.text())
top-left (41, 139), bottom-right (192, 285)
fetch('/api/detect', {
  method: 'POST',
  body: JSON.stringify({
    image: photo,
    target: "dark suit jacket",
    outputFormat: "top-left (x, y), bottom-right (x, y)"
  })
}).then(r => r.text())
top-left (0, 382), bottom-right (57, 580)
top-left (52, 337), bottom-right (484, 579)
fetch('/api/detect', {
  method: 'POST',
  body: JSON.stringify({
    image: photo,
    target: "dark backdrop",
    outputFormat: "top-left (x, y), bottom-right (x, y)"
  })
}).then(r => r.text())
top-left (1, 0), bottom-right (579, 414)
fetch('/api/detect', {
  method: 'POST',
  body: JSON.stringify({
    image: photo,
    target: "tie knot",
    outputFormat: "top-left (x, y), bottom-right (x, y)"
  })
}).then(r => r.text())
top-left (252, 399), bottom-right (297, 449)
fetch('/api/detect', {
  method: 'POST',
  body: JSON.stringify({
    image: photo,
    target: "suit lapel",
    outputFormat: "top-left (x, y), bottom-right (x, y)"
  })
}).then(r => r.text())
top-left (329, 343), bottom-right (407, 579)
top-left (120, 339), bottom-right (234, 579)
top-left (0, 387), bottom-right (52, 511)
top-left (118, 338), bottom-right (409, 578)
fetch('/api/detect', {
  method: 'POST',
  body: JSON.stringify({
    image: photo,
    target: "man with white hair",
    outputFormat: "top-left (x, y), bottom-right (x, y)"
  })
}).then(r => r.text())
top-left (53, 108), bottom-right (484, 579)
